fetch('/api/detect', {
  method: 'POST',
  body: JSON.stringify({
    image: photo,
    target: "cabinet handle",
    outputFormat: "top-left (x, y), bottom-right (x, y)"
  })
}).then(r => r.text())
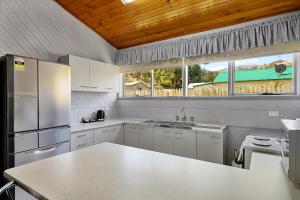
top-left (80, 86), bottom-right (89, 88)
top-left (76, 134), bottom-right (87, 138)
top-left (77, 143), bottom-right (87, 147)
top-left (106, 88), bottom-right (113, 90)
top-left (90, 86), bottom-right (98, 88)
top-left (210, 136), bottom-right (221, 139)
top-left (174, 132), bottom-right (182, 135)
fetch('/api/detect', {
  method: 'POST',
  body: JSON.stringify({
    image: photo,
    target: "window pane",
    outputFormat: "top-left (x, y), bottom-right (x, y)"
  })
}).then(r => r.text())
top-left (124, 71), bottom-right (151, 96)
top-left (154, 67), bottom-right (182, 96)
top-left (234, 54), bottom-right (294, 94)
top-left (188, 62), bottom-right (228, 96)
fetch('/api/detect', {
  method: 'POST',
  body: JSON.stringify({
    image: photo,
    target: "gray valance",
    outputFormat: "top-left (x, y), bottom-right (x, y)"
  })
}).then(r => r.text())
top-left (115, 11), bottom-right (300, 65)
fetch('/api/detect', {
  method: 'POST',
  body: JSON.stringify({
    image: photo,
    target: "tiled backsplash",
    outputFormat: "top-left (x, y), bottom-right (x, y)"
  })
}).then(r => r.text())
top-left (71, 91), bottom-right (118, 124)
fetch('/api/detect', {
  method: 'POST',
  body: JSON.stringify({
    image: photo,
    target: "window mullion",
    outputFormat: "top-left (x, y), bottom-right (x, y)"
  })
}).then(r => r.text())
top-left (228, 60), bottom-right (235, 96)
top-left (150, 69), bottom-right (154, 97)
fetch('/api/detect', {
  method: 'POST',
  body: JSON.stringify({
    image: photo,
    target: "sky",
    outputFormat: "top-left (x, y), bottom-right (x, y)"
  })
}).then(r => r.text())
top-left (198, 54), bottom-right (293, 71)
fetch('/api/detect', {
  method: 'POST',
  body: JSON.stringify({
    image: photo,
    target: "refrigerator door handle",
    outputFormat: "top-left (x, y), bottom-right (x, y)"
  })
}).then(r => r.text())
top-left (34, 146), bottom-right (56, 155)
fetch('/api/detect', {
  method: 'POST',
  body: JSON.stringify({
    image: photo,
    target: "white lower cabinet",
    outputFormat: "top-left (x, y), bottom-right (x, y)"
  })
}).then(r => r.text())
top-left (109, 125), bottom-right (123, 144)
top-left (154, 127), bottom-right (173, 154)
top-left (173, 129), bottom-right (196, 159)
top-left (71, 130), bottom-right (94, 151)
top-left (197, 131), bottom-right (224, 164)
top-left (124, 124), bottom-right (139, 147)
top-left (154, 127), bottom-right (196, 158)
top-left (94, 127), bottom-right (110, 145)
top-left (124, 124), bottom-right (154, 150)
top-left (137, 126), bottom-right (154, 150)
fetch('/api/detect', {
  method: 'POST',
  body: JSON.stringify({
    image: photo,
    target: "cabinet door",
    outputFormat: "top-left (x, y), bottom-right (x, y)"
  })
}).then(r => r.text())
top-left (68, 55), bottom-right (90, 91)
top-left (105, 64), bottom-right (119, 93)
top-left (173, 129), bottom-right (196, 159)
top-left (197, 131), bottom-right (223, 164)
top-left (89, 60), bottom-right (106, 92)
top-left (94, 127), bottom-right (110, 145)
top-left (124, 124), bottom-right (139, 147)
top-left (71, 130), bottom-right (94, 151)
top-left (138, 126), bottom-right (154, 150)
top-left (154, 128), bottom-right (173, 154)
top-left (109, 125), bottom-right (123, 144)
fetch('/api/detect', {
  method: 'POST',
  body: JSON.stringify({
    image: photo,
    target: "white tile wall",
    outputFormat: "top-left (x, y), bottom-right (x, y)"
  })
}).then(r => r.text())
top-left (71, 92), bottom-right (118, 124)
top-left (117, 97), bottom-right (300, 163)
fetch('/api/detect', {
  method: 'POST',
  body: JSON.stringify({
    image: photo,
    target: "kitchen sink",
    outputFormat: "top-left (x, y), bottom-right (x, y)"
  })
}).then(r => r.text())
top-left (142, 120), bottom-right (223, 130)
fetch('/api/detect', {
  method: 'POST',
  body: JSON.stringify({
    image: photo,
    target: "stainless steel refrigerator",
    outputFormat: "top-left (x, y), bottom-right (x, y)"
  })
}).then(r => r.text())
top-left (0, 55), bottom-right (71, 200)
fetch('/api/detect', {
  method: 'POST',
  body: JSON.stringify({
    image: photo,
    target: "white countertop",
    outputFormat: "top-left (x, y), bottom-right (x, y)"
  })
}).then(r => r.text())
top-left (4, 143), bottom-right (300, 200)
top-left (71, 118), bottom-right (147, 132)
top-left (281, 119), bottom-right (300, 131)
top-left (71, 118), bottom-right (227, 133)
top-left (250, 152), bottom-right (300, 198)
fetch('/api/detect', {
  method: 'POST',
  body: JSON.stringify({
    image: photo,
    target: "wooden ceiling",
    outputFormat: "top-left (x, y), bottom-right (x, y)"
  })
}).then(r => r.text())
top-left (56, 0), bottom-right (300, 49)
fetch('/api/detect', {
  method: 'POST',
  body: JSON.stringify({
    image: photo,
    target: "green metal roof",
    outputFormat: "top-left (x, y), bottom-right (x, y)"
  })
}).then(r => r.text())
top-left (213, 66), bottom-right (293, 83)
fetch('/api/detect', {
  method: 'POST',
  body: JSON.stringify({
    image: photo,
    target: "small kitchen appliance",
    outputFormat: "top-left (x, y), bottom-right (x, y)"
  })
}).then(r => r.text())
top-left (96, 110), bottom-right (106, 121)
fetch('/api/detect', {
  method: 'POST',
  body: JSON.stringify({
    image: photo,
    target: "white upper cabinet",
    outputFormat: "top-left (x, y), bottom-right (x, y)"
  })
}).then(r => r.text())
top-left (89, 60), bottom-right (107, 92)
top-left (105, 64), bottom-right (119, 93)
top-left (66, 55), bottom-right (90, 91)
top-left (60, 55), bottom-right (119, 93)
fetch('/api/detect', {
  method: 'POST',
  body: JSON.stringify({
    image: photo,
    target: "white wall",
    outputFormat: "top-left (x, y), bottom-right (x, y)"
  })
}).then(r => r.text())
top-left (71, 92), bottom-right (118, 124)
top-left (0, 0), bottom-right (116, 63)
top-left (0, 0), bottom-right (119, 121)
top-left (117, 97), bottom-right (300, 163)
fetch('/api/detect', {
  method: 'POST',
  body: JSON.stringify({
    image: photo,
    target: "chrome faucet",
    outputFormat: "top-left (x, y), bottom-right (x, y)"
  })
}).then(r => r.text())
top-left (181, 106), bottom-right (187, 122)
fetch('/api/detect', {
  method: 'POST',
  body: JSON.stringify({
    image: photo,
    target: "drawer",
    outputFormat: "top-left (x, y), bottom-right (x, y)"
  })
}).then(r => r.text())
top-left (71, 130), bottom-right (93, 141)
top-left (9, 131), bottom-right (38, 153)
top-left (39, 127), bottom-right (71, 147)
top-left (110, 125), bottom-right (123, 133)
top-left (71, 136), bottom-right (93, 151)
top-left (10, 142), bottom-right (70, 167)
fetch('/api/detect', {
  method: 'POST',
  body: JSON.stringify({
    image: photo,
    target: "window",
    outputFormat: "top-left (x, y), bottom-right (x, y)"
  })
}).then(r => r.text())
top-left (234, 54), bottom-right (294, 94)
top-left (124, 71), bottom-right (151, 96)
top-left (188, 61), bottom-right (228, 96)
top-left (154, 67), bottom-right (182, 96)
top-left (121, 52), bottom-right (298, 98)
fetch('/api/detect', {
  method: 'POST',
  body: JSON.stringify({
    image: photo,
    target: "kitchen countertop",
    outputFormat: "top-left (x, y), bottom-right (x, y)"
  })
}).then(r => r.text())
top-left (71, 118), bottom-right (147, 132)
top-left (71, 118), bottom-right (227, 133)
top-left (4, 143), bottom-right (300, 200)
top-left (281, 119), bottom-right (300, 131)
top-left (250, 152), bottom-right (300, 198)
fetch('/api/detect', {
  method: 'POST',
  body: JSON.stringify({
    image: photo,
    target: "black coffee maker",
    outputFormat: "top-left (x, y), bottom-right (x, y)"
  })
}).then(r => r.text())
top-left (96, 109), bottom-right (106, 121)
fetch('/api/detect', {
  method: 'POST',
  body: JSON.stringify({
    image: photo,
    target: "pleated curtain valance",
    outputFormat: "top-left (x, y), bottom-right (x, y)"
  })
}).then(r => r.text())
top-left (115, 11), bottom-right (300, 66)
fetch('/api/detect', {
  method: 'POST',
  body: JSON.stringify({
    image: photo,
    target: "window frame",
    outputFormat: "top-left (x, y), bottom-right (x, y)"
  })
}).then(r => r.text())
top-left (231, 53), bottom-right (298, 96)
top-left (120, 52), bottom-right (300, 99)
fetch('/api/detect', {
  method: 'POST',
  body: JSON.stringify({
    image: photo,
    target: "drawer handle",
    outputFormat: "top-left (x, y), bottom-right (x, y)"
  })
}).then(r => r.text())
top-left (80, 86), bottom-right (89, 88)
top-left (77, 143), bottom-right (87, 147)
top-left (34, 147), bottom-right (56, 155)
top-left (39, 129), bottom-right (54, 134)
top-left (211, 136), bottom-right (221, 139)
top-left (76, 134), bottom-right (87, 138)
top-left (174, 132), bottom-right (182, 135)
top-left (106, 88), bottom-right (113, 90)
top-left (89, 86), bottom-right (98, 88)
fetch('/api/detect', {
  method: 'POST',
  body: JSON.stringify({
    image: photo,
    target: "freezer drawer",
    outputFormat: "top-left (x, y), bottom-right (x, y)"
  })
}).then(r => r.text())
top-left (38, 60), bottom-right (71, 129)
top-left (9, 142), bottom-right (70, 167)
top-left (39, 127), bottom-right (71, 147)
top-left (9, 131), bottom-right (38, 153)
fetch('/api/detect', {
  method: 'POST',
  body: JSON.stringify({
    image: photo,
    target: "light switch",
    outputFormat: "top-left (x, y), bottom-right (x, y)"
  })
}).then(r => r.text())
top-left (268, 111), bottom-right (279, 118)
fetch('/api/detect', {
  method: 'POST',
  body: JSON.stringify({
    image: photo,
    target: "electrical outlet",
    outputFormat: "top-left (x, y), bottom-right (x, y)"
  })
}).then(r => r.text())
top-left (268, 111), bottom-right (279, 118)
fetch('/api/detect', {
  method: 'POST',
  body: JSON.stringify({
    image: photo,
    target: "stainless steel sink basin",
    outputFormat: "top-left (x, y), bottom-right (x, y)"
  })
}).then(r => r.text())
top-left (142, 120), bottom-right (223, 130)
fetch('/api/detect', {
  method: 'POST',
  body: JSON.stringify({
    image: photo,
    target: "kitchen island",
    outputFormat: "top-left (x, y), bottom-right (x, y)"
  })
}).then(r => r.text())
top-left (4, 143), bottom-right (300, 200)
